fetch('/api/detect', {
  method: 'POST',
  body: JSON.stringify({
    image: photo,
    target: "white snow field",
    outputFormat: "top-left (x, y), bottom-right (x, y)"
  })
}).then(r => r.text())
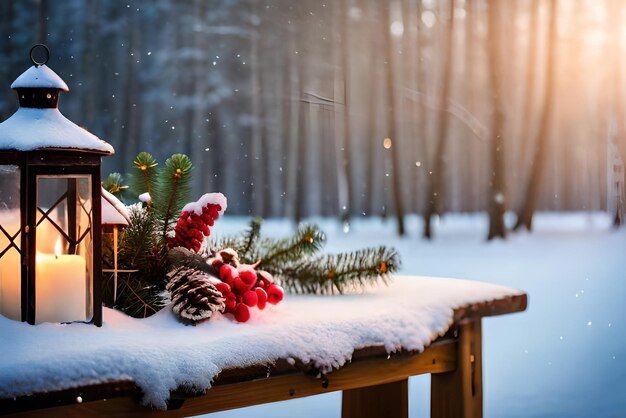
top-left (207, 212), bottom-right (626, 418)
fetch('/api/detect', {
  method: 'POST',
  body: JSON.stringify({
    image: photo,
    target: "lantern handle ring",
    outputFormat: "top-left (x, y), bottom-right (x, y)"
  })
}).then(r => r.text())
top-left (30, 44), bottom-right (50, 67)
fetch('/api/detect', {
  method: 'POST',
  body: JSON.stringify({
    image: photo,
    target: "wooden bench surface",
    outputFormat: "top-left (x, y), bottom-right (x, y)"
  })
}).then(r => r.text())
top-left (1, 293), bottom-right (527, 417)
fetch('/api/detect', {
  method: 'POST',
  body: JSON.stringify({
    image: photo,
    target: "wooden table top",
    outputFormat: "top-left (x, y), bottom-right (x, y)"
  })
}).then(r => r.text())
top-left (1, 292), bottom-right (527, 417)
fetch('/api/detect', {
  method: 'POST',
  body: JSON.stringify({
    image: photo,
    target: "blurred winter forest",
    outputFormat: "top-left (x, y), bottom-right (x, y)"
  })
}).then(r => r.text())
top-left (1, 0), bottom-right (625, 237)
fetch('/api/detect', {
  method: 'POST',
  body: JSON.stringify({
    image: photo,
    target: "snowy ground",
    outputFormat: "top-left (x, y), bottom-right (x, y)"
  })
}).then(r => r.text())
top-left (207, 212), bottom-right (626, 418)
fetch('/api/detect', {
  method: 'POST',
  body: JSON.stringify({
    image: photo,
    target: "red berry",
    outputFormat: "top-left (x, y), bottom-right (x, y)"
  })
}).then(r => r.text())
top-left (238, 269), bottom-right (257, 289)
top-left (224, 298), bottom-right (236, 312)
top-left (255, 287), bottom-right (267, 310)
top-left (232, 277), bottom-right (248, 294)
top-left (211, 259), bottom-right (224, 269)
top-left (219, 264), bottom-right (238, 284)
top-left (242, 290), bottom-right (258, 307)
top-left (267, 284), bottom-right (284, 305)
top-left (214, 281), bottom-right (231, 296)
top-left (234, 303), bottom-right (250, 322)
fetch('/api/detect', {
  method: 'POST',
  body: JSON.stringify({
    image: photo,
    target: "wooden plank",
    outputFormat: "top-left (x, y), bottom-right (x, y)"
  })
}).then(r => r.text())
top-left (342, 379), bottom-right (408, 418)
top-left (1, 292), bottom-right (526, 416)
top-left (453, 294), bottom-right (526, 323)
top-left (4, 339), bottom-right (456, 418)
top-left (431, 320), bottom-right (483, 418)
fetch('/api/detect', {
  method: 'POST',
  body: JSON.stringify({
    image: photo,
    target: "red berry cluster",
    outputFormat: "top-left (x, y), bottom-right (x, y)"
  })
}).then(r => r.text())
top-left (211, 262), bottom-right (284, 323)
top-left (167, 203), bottom-right (222, 252)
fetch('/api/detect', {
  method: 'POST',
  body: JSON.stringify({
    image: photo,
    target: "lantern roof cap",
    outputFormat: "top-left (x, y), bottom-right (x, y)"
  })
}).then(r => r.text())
top-left (101, 188), bottom-right (130, 226)
top-left (11, 65), bottom-right (69, 92)
top-left (0, 107), bottom-right (114, 154)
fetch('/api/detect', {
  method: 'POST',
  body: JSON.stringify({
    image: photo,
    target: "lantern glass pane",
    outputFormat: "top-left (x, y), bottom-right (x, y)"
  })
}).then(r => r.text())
top-left (0, 165), bottom-right (21, 320)
top-left (35, 175), bottom-right (93, 323)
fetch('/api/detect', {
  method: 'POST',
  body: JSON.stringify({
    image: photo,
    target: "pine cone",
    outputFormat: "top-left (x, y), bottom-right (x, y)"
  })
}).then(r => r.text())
top-left (166, 267), bottom-right (226, 324)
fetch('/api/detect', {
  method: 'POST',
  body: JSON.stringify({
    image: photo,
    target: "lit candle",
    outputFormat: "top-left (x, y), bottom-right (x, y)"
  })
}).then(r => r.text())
top-left (35, 237), bottom-right (86, 323)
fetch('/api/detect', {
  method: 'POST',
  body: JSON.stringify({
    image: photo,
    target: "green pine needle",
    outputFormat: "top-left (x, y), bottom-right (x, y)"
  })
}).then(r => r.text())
top-left (238, 217), bottom-right (263, 263)
top-left (255, 224), bottom-right (326, 268)
top-left (273, 246), bottom-right (400, 295)
top-left (153, 154), bottom-right (193, 241)
top-left (102, 273), bottom-right (168, 318)
top-left (102, 172), bottom-right (129, 200)
top-left (128, 152), bottom-right (159, 206)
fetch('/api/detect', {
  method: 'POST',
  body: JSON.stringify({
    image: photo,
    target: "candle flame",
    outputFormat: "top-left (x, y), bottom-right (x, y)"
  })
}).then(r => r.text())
top-left (54, 237), bottom-right (62, 259)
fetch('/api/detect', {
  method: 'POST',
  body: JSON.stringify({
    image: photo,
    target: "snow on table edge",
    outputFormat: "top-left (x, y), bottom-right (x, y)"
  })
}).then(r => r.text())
top-left (0, 276), bottom-right (526, 410)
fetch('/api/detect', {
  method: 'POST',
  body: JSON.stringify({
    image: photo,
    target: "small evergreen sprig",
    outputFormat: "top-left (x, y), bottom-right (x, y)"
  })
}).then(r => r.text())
top-left (153, 154), bottom-right (193, 240)
top-left (102, 272), bottom-right (168, 318)
top-left (239, 217), bottom-right (262, 261)
top-left (117, 205), bottom-right (163, 284)
top-left (253, 224), bottom-right (326, 268)
top-left (129, 152), bottom-right (159, 207)
top-left (102, 172), bottom-right (129, 199)
top-left (274, 247), bottom-right (400, 294)
top-left (208, 219), bottom-right (399, 295)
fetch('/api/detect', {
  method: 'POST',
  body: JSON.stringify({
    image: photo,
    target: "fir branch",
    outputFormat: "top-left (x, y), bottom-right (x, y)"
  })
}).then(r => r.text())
top-left (119, 205), bottom-right (159, 266)
top-left (256, 224), bottom-right (326, 269)
top-left (274, 246), bottom-right (400, 295)
top-left (102, 172), bottom-right (129, 201)
top-left (153, 154), bottom-right (193, 241)
top-left (238, 217), bottom-right (263, 263)
top-left (102, 273), bottom-right (168, 318)
top-left (128, 152), bottom-right (159, 207)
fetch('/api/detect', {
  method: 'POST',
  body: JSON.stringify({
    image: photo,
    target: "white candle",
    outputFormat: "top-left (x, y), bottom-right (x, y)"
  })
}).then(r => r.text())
top-left (35, 238), bottom-right (86, 323)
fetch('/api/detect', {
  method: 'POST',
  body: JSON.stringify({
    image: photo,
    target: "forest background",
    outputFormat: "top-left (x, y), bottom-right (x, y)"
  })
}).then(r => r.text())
top-left (1, 0), bottom-right (624, 238)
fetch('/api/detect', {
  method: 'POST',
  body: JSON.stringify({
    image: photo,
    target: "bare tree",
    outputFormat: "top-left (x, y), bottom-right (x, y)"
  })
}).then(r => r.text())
top-left (486, 0), bottom-right (506, 239)
top-left (365, 0), bottom-right (382, 217)
top-left (339, 0), bottom-right (354, 223)
top-left (382, 1), bottom-right (406, 235)
top-left (423, 0), bottom-right (455, 239)
top-left (35, 0), bottom-right (47, 44)
top-left (517, 0), bottom-right (540, 199)
top-left (514, 0), bottom-right (559, 231)
top-left (610, 0), bottom-right (625, 226)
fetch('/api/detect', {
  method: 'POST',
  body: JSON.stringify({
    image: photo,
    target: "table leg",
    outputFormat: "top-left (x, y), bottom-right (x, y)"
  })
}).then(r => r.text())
top-left (431, 320), bottom-right (483, 418)
top-left (341, 379), bottom-right (408, 418)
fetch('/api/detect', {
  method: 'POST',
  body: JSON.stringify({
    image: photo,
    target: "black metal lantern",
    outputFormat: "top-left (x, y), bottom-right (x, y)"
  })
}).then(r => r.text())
top-left (0, 45), bottom-right (114, 325)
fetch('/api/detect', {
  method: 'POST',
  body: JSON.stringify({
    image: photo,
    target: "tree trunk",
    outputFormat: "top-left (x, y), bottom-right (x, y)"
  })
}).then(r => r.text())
top-left (35, 0), bottom-right (47, 44)
top-left (190, 0), bottom-right (209, 196)
top-left (414, 0), bottom-right (429, 214)
top-left (250, 5), bottom-right (265, 216)
top-left (339, 0), bottom-right (354, 223)
top-left (0, 0), bottom-right (15, 120)
top-left (381, 2), bottom-right (406, 236)
top-left (423, 0), bottom-right (455, 239)
top-left (516, 0), bottom-right (539, 210)
top-left (513, 0), bottom-right (559, 231)
top-left (365, 0), bottom-right (380, 217)
top-left (285, 23), bottom-right (301, 221)
top-left (486, 0), bottom-right (506, 240)
top-left (610, 0), bottom-right (625, 227)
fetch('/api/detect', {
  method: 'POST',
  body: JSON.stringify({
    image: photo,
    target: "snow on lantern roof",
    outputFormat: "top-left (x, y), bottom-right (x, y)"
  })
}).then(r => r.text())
top-left (11, 65), bottom-right (69, 91)
top-left (0, 49), bottom-right (114, 155)
top-left (0, 107), bottom-right (114, 154)
top-left (101, 188), bottom-right (130, 226)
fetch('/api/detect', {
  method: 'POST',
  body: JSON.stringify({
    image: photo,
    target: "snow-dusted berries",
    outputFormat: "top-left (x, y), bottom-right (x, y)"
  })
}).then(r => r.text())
top-left (212, 254), bottom-right (284, 322)
top-left (167, 193), bottom-right (227, 252)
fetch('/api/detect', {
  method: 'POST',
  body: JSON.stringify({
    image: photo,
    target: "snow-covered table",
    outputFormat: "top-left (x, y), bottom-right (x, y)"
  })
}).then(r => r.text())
top-left (0, 276), bottom-right (526, 418)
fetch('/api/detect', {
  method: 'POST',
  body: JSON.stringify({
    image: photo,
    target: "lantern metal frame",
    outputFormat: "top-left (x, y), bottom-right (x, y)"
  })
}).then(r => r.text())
top-left (0, 150), bottom-right (104, 325)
